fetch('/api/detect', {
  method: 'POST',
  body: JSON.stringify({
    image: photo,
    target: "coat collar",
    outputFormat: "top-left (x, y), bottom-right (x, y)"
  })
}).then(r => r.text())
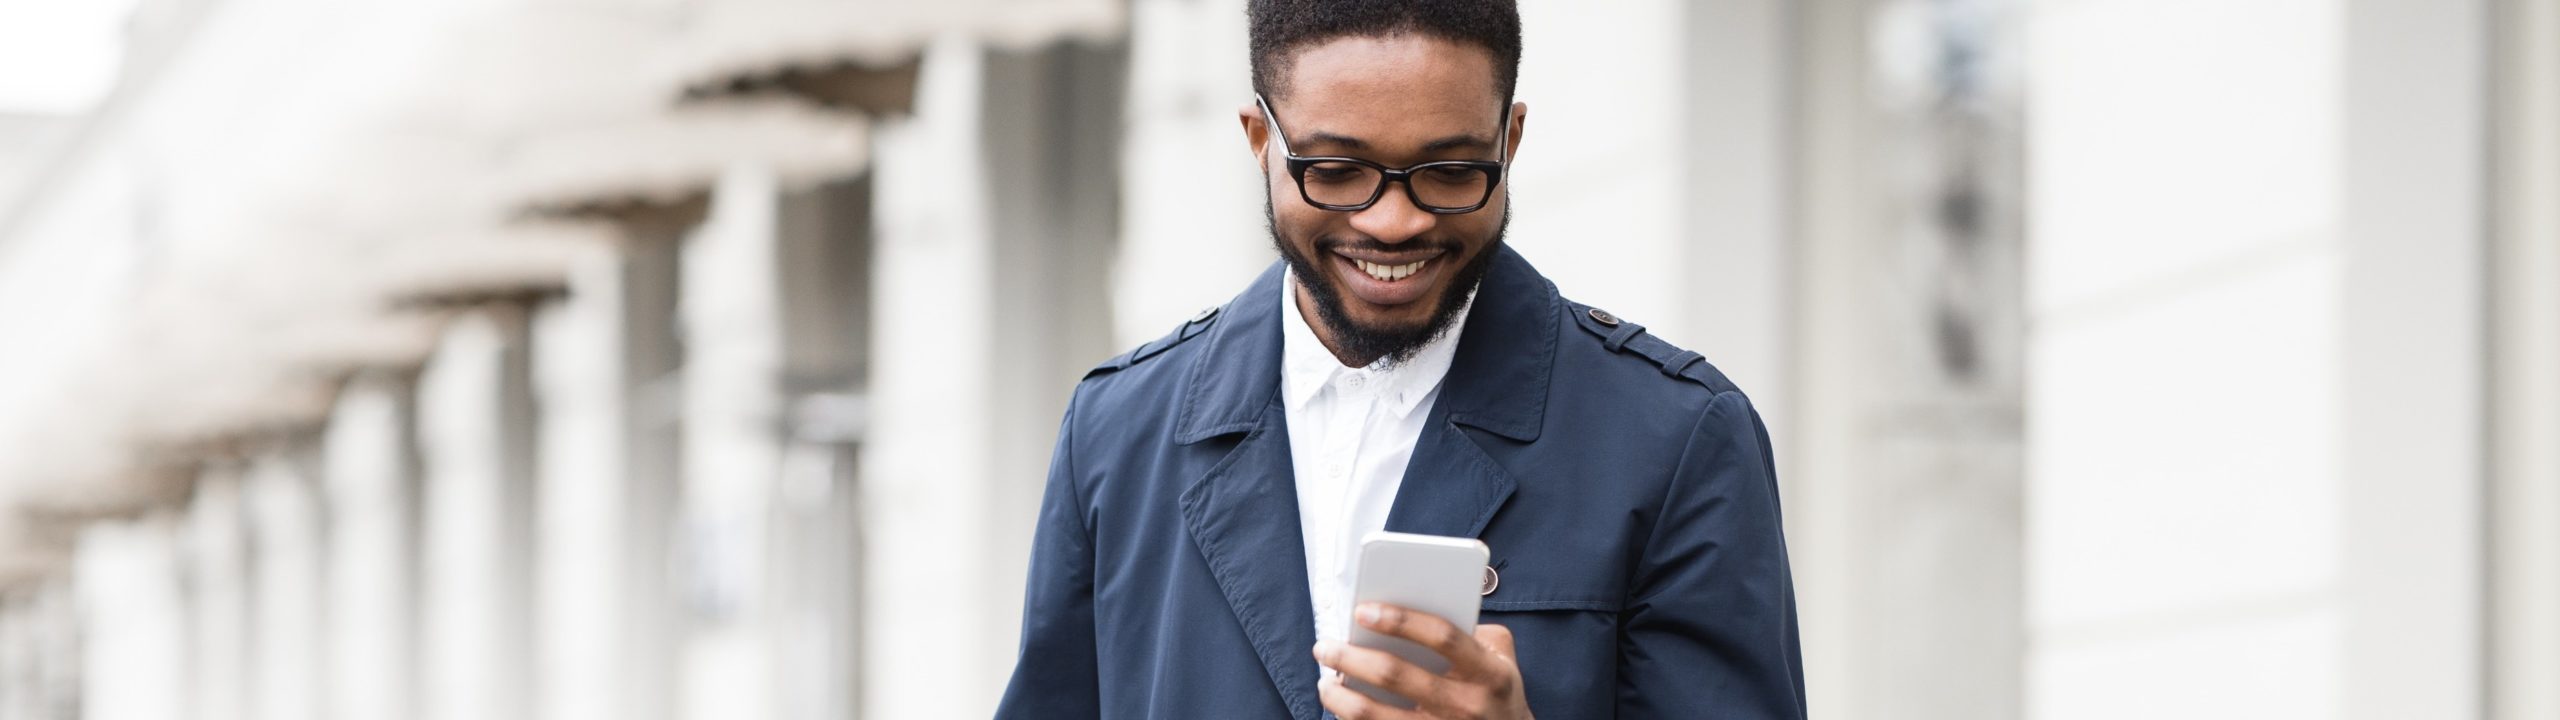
top-left (1173, 244), bottom-right (1556, 445)
top-left (1170, 245), bottom-right (1556, 719)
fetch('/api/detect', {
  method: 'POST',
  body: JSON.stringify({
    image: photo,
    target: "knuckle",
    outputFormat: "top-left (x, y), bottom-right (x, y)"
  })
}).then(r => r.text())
top-left (1379, 661), bottom-right (1417, 688)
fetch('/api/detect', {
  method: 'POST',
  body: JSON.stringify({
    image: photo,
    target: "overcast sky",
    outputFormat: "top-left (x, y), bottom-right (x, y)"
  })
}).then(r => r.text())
top-left (0, 0), bottom-right (138, 115)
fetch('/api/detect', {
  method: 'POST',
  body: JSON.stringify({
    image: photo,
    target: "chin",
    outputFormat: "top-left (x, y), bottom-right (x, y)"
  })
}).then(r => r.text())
top-left (1342, 305), bottom-right (1442, 335)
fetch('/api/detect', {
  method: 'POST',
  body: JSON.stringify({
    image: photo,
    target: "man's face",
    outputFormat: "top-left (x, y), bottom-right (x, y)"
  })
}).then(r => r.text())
top-left (1243, 34), bottom-right (1528, 367)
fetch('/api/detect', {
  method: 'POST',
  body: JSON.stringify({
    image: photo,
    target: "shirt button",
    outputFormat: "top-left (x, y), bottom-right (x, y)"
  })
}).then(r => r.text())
top-left (1326, 461), bottom-right (1347, 477)
top-left (1345, 375), bottom-right (1365, 389)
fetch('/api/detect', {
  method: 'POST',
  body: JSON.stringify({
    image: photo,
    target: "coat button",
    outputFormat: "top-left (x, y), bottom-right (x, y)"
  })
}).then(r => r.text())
top-left (1588, 308), bottom-right (1620, 327)
top-left (1190, 305), bottom-right (1221, 323)
top-left (1481, 566), bottom-right (1499, 596)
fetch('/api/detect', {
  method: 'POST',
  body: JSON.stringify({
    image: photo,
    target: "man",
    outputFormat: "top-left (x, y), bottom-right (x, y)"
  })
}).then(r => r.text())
top-left (997, 1), bottom-right (1804, 718)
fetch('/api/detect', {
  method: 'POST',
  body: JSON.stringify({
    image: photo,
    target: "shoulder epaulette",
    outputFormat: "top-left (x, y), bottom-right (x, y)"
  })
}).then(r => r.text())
top-left (1085, 304), bottom-right (1224, 380)
top-left (1564, 301), bottom-right (1738, 393)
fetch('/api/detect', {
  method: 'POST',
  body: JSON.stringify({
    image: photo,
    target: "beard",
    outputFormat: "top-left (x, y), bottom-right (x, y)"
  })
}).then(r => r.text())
top-left (1266, 202), bottom-right (1508, 369)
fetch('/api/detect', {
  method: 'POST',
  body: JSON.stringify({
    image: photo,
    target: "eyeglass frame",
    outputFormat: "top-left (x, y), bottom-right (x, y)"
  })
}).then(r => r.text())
top-left (1254, 93), bottom-right (1512, 215)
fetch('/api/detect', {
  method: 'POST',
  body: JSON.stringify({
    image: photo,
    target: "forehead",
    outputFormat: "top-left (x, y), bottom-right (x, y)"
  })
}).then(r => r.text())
top-left (1272, 34), bottom-right (1503, 141)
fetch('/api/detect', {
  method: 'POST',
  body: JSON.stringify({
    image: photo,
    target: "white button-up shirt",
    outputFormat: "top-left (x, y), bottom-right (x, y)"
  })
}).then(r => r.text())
top-left (1279, 268), bottom-right (1474, 656)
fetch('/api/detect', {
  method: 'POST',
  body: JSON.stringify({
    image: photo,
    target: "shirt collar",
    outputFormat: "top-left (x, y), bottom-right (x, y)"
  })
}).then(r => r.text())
top-left (1279, 266), bottom-right (1474, 419)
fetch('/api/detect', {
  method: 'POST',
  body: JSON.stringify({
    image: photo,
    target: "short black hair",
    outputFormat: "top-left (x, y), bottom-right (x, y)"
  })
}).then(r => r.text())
top-left (1248, 0), bottom-right (1523, 105)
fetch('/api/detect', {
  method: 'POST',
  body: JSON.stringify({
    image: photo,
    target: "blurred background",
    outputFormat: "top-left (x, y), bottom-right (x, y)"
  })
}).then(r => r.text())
top-left (0, 0), bottom-right (2552, 718)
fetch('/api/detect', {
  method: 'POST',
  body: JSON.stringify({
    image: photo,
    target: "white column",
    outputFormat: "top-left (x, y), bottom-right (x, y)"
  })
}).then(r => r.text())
top-left (2023, 0), bottom-right (2351, 717)
top-left (1794, 0), bottom-right (2027, 717)
top-left (533, 237), bottom-right (677, 720)
top-left (0, 591), bottom-right (31, 720)
top-left (2490, 1), bottom-right (2560, 718)
top-left (324, 371), bottom-right (423, 720)
top-left (1507, 0), bottom-right (1701, 344)
top-left (188, 465), bottom-right (253, 720)
top-left (418, 307), bottom-right (540, 720)
top-left (1119, 0), bottom-right (1269, 345)
top-left (1675, 0), bottom-right (1798, 432)
top-left (73, 514), bottom-right (188, 720)
top-left (2342, 0), bottom-right (2491, 717)
top-left (13, 582), bottom-right (79, 720)
top-left (866, 43), bottom-right (1001, 720)
top-left (768, 177), bottom-right (871, 720)
top-left (533, 264), bottom-right (615, 720)
top-left (866, 37), bottom-right (1124, 720)
top-left (675, 166), bottom-right (789, 720)
top-left (246, 441), bottom-right (326, 720)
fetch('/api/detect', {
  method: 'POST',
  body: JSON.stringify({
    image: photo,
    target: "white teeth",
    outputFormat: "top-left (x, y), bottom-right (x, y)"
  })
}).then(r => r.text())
top-left (1352, 258), bottom-right (1429, 282)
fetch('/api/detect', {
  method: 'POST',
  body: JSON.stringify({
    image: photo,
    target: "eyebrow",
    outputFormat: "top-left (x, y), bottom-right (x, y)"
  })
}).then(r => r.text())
top-left (1300, 131), bottom-right (1496, 155)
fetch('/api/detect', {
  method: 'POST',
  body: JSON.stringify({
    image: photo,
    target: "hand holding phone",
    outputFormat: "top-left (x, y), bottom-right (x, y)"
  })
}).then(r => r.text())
top-left (1340, 531), bottom-right (1490, 709)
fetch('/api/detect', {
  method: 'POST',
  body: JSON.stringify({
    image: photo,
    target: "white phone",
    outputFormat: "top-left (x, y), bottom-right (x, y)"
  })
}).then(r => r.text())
top-left (1344, 531), bottom-right (1491, 709)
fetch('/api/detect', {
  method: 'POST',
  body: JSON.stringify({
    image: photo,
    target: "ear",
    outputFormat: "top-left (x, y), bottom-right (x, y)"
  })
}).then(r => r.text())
top-left (1238, 100), bottom-right (1271, 173)
top-left (1502, 101), bottom-right (1529, 163)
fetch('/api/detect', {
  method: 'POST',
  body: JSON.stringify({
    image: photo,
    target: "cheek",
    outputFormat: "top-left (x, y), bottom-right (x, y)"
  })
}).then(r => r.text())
top-left (1272, 204), bottom-right (1336, 247)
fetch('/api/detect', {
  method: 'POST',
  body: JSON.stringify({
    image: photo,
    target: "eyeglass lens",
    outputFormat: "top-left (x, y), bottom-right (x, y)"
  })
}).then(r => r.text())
top-left (1300, 161), bottom-right (1493, 210)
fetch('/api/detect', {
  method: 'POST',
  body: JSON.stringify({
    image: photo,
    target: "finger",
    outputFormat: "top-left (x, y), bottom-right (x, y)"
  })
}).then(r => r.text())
top-left (1317, 675), bottom-right (1428, 720)
top-left (1316, 640), bottom-right (1447, 709)
top-left (1356, 603), bottom-right (1484, 671)
top-left (1474, 623), bottom-right (1517, 662)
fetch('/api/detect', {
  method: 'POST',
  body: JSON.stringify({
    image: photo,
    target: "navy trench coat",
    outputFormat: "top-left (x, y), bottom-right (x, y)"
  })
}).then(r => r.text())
top-left (997, 246), bottom-right (1805, 719)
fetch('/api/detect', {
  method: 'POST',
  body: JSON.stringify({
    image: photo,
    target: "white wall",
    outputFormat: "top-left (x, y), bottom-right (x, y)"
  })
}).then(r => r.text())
top-left (2024, 0), bottom-right (2348, 716)
top-left (2021, 0), bottom-right (2506, 717)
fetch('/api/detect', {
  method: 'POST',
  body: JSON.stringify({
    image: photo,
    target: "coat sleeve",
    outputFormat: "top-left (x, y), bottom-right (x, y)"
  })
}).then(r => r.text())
top-left (995, 390), bottom-right (1102, 719)
top-left (1616, 390), bottom-right (1807, 719)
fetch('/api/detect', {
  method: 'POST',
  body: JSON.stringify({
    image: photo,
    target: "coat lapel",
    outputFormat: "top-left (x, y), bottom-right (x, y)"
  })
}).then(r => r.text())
top-left (1178, 409), bottom-right (1321, 720)
top-left (1168, 246), bottom-right (1559, 719)
top-left (1385, 246), bottom-right (1554, 539)
top-left (1172, 264), bottom-right (1323, 720)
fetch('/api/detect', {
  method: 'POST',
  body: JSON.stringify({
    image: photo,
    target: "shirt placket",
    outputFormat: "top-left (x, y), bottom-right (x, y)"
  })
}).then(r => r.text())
top-left (1324, 371), bottom-right (1380, 634)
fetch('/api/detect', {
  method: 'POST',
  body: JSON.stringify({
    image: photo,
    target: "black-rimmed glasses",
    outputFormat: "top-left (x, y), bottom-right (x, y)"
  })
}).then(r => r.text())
top-left (1255, 94), bottom-right (1510, 214)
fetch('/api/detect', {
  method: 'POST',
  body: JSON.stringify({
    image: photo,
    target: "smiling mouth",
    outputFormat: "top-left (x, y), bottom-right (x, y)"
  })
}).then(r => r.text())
top-left (1350, 257), bottom-right (1431, 281)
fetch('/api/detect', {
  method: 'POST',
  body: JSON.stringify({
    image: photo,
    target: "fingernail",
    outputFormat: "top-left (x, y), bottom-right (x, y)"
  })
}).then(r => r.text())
top-left (1356, 604), bottom-right (1380, 625)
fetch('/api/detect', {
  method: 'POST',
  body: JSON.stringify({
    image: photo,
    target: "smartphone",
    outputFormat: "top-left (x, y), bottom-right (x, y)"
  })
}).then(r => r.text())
top-left (1344, 531), bottom-right (1491, 709)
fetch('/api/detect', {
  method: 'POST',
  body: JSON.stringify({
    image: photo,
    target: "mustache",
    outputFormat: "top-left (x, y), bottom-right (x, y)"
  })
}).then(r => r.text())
top-left (1313, 235), bottom-right (1467, 255)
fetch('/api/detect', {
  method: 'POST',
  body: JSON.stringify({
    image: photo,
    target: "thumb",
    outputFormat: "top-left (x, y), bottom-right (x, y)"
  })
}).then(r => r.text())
top-left (1474, 623), bottom-right (1516, 660)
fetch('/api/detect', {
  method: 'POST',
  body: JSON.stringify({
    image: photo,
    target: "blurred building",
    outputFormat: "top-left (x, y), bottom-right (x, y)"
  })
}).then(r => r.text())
top-left (0, 1), bottom-right (2551, 719)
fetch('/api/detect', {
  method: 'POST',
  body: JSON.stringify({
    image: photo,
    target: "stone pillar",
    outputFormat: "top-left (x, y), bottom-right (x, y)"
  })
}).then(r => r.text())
top-left (4, 582), bottom-right (79, 720)
top-left (72, 514), bottom-right (187, 720)
top-left (2343, 0), bottom-right (2491, 717)
top-left (671, 167), bottom-right (876, 720)
top-left (2488, 3), bottom-right (2560, 719)
top-left (0, 589), bottom-right (32, 720)
top-left (417, 306), bottom-right (541, 720)
top-left (1674, 0), bottom-right (1799, 434)
top-left (865, 36), bottom-right (1123, 719)
top-left (245, 439), bottom-right (326, 720)
top-left (1119, 0), bottom-right (1268, 345)
top-left (323, 371), bottom-right (424, 720)
top-left (2021, 0), bottom-right (2353, 715)
top-left (767, 176), bottom-right (871, 720)
top-left (187, 464), bottom-right (253, 720)
top-left (1792, 0), bottom-right (2026, 717)
top-left (672, 166), bottom-right (790, 720)
top-left (532, 214), bottom-right (690, 720)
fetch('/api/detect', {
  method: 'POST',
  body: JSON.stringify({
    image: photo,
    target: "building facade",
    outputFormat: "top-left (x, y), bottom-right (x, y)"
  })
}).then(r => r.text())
top-left (0, 0), bottom-right (2552, 718)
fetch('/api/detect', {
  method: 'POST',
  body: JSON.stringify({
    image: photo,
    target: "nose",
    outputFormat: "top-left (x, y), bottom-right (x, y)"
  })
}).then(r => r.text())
top-left (1346, 182), bottom-right (1437, 245)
